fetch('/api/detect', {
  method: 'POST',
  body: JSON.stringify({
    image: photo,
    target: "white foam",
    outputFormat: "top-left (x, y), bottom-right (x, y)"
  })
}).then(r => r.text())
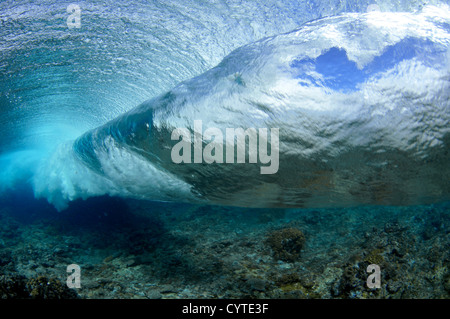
top-left (32, 138), bottom-right (197, 211)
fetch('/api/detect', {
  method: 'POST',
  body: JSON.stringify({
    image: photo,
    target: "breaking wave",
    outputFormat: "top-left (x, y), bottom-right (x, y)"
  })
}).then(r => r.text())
top-left (31, 7), bottom-right (450, 210)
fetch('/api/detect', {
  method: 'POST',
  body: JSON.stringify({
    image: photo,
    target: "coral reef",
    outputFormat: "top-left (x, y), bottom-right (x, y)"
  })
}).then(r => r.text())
top-left (0, 274), bottom-right (79, 299)
top-left (0, 197), bottom-right (449, 299)
top-left (266, 227), bottom-right (306, 262)
top-left (0, 275), bottom-right (29, 299)
top-left (26, 275), bottom-right (79, 299)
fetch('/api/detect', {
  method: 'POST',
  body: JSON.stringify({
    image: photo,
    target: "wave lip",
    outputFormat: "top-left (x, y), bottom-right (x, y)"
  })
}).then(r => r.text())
top-left (35, 6), bottom-right (450, 210)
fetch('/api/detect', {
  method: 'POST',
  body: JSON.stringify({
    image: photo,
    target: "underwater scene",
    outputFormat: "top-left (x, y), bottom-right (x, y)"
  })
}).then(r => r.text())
top-left (0, 0), bottom-right (449, 300)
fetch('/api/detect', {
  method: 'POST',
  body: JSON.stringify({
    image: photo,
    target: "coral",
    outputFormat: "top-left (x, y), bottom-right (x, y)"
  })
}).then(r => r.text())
top-left (246, 277), bottom-right (268, 292)
top-left (276, 273), bottom-right (301, 286)
top-left (332, 263), bottom-right (363, 298)
top-left (266, 227), bottom-right (305, 262)
top-left (332, 262), bottom-right (382, 299)
top-left (274, 273), bottom-right (319, 299)
top-left (26, 276), bottom-right (79, 299)
top-left (0, 194), bottom-right (448, 299)
top-left (0, 274), bottom-right (78, 299)
top-left (0, 275), bottom-right (29, 299)
top-left (365, 249), bottom-right (384, 265)
top-left (444, 273), bottom-right (450, 294)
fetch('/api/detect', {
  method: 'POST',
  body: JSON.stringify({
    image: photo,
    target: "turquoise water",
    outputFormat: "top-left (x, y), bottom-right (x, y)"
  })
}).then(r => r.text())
top-left (0, 0), bottom-right (449, 299)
